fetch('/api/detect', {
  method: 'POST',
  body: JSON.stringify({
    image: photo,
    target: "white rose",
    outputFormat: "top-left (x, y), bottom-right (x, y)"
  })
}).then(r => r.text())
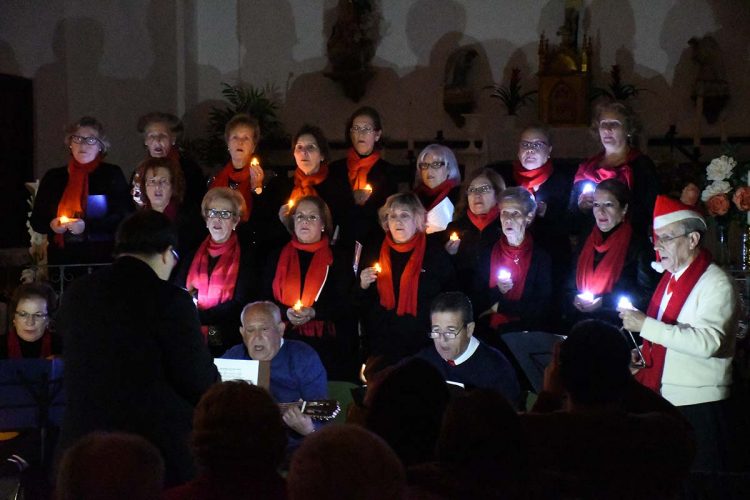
top-left (701, 180), bottom-right (732, 202)
top-left (706, 155), bottom-right (736, 181)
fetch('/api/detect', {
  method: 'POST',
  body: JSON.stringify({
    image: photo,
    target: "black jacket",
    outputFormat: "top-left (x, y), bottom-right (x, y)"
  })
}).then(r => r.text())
top-left (443, 213), bottom-right (503, 295)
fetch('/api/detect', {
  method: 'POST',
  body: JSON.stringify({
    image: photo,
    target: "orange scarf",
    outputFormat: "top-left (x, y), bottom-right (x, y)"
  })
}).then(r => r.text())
top-left (467, 205), bottom-right (499, 232)
top-left (415, 179), bottom-right (458, 211)
top-left (347, 148), bottom-right (380, 190)
top-left (513, 159), bottom-right (553, 192)
top-left (575, 222), bottom-right (633, 295)
top-left (55, 155), bottom-right (101, 247)
top-left (212, 161), bottom-right (253, 221)
top-left (377, 232), bottom-right (426, 317)
top-left (272, 236), bottom-right (333, 337)
top-left (290, 163), bottom-right (329, 202)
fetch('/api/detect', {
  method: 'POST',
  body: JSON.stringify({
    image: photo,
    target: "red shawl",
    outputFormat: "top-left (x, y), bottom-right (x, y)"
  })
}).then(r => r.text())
top-left (488, 235), bottom-right (534, 326)
top-left (467, 205), bottom-right (499, 232)
top-left (212, 161), bottom-right (253, 221)
top-left (575, 222), bottom-right (633, 295)
top-left (162, 199), bottom-right (179, 222)
top-left (186, 233), bottom-right (241, 339)
top-left (272, 236), bottom-right (333, 337)
top-left (635, 249), bottom-right (713, 393)
top-left (6, 328), bottom-right (52, 359)
top-left (55, 155), bottom-right (101, 247)
top-left (415, 179), bottom-right (458, 211)
top-left (291, 163), bottom-right (330, 202)
top-left (513, 159), bottom-right (553, 192)
top-left (573, 149), bottom-right (643, 189)
top-left (347, 148), bottom-right (380, 190)
top-left (377, 231), bottom-right (426, 317)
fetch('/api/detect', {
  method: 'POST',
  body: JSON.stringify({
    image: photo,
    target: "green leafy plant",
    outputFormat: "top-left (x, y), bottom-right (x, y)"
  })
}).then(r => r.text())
top-left (590, 65), bottom-right (647, 102)
top-left (485, 68), bottom-right (537, 116)
top-left (186, 82), bottom-right (285, 169)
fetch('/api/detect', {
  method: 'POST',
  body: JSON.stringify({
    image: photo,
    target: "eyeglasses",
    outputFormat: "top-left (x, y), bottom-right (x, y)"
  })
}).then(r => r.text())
top-left (170, 248), bottom-right (180, 262)
top-left (467, 184), bottom-right (494, 195)
top-left (386, 212), bottom-right (413, 222)
top-left (428, 325), bottom-right (465, 340)
top-left (599, 120), bottom-right (623, 130)
top-left (654, 232), bottom-right (689, 247)
top-left (15, 311), bottom-right (48, 323)
top-left (71, 135), bottom-right (101, 146)
top-left (206, 209), bottom-right (235, 219)
top-left (294, 213), bottom-right (320, 223)
top-left (418, 161), bottom-right (446, 171)
top-left (294, 144), bottom-right (319, 154)
top-left (519, 140), bottom-right (548, 152)
top-left (145, 178), bottom-right (171, 188)
top-left (350, 125), bottom-right (375, 135)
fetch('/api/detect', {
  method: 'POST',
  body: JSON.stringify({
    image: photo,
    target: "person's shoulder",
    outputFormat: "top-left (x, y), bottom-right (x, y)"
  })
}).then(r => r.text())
top-left (473, 339), bottom-right (511, 364)
top-left (221, 343), bottom-right (248, 359)
top-left (285, 339), bottom-right (319, 358)
top-left (701, 263), bottom-right (736, 289)
top-left (97, 162), bottom-right (124, 173)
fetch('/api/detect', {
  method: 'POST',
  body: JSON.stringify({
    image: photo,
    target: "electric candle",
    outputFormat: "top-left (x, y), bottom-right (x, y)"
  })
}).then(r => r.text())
top-left (618, 296), bottom-right (634, 310)
top-left (577, 291), bottom-right (595, 303)
top-left (497, 269), bottom-right (511, 281)
top-left (582, 182), bottom-right (595, 194)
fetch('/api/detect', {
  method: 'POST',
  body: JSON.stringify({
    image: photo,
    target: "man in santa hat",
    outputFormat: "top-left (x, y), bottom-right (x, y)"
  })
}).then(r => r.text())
top-left (618, 195), bottom-right (738, 472)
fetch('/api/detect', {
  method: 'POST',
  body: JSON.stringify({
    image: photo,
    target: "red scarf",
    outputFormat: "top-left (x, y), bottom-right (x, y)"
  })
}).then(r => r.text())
top-left (575, 222), bottom-right (633, 295)
top-left (377, 232), bottom-right (426, 317)
top-left (272, 236), bottom-right (333, 337)
top-left (635, 249), bottom-right (712, 393)
top-left (291, 163), bottom-right (329, 202)
top-left (186, 233), bottom-right (241, 339)
top-left (162, 199), bottom-right (179, 222)
top-left (415, 179), bottom-right (458, 211)
top-left (166, 147), bottom-right (181, 163)
top-left (467, 205), bottom-right (499, 232)
top-left (212, 161), bottom-right (253, 221)
top-left (488, 235), bottom-right (534, 326)
top-left (55, 155), bottom-right (101, 247)
top-left (513, 159), bottom-right (553, 192)
top-left (573, 149), bottom-right (643, 189)
top-left (6, 328), bottom-right (52, 359)
top-left (347, 148), bottom-right (380, 190)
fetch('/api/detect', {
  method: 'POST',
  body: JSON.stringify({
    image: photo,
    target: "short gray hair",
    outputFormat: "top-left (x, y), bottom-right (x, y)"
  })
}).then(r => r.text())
top-left (499, 186), bottom-right (537, 218)
top-left (241, 301), bottom-right (282, 325)
top-left (681, 218), bottom-right (706, 245)
top-left (414, 144), bottom-right (461, 187)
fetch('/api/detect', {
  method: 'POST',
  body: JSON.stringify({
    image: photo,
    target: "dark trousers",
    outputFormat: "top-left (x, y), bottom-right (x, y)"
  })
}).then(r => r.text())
top-left (678, 398), bottom-right (734, 472)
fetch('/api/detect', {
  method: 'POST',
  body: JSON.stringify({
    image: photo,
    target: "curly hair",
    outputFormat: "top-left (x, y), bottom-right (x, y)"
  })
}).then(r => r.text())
top-left (137, 157), bottom-right (186, 207)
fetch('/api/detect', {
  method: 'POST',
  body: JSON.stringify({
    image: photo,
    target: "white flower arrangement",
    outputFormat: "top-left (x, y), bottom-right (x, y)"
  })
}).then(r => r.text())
top-left (701, 179), bottom-right (732, 202)
top-left (706, 155), bottom-right (737, 181)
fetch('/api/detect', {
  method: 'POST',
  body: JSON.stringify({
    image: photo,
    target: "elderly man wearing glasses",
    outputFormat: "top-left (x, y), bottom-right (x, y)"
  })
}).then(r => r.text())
top-left (618, 195), bottom-right (739, 472)
top-left (415, 292), bottom-right (520, 408)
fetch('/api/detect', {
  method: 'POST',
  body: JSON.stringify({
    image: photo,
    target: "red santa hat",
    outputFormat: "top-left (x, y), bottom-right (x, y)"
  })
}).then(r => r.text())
top-left (652, 195), bottom-right (706, 230)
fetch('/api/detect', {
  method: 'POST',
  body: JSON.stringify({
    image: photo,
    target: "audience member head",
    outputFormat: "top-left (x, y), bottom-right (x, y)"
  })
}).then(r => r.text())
top-left (201, 187), bottom-right (244, 243)
top-left (11, 283), bottom-right (57, 342)
top-left (365, 357), bottom-right (450, 465)
top-left (559, 320), bottom-right (631, 407)
top-left (517, 124), bottom-right (552, 170)
top-left (137, 112), bottom-right (183, 158)
top-left (429, 292), bottom-right (475, 362)
top-left (192, 381), bottom-right (285, 477)
top-left (114, 210), bottom-right (178, 280)
top-left (56, 432), bottom-right (164, 500)
top-left (284, 195), bottom-right (333, 239)
top-left (239, 301), bottom-right (285, 362)
top-left (346, 106), bottom-right (384, 155)
top-left (137, 157), bottom-right (186, 212)
top-left (293, 124), bottom-right (330, 175)
top-left (64, 116), bottom-right (110, 159)
top-left (414, 144), bottom-right (461, 189)
top-left (378, 192), bottom-right (426, 241)
top-left (456, 167), bottom-right (505, 216)
top-left (288, 424), bottom-right (405, 500)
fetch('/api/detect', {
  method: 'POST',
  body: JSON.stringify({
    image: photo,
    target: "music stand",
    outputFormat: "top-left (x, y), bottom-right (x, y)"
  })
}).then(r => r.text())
top-left (0, 359), bottom-right (65, 464)
top-left (500, 331), bottom-right (565, 394)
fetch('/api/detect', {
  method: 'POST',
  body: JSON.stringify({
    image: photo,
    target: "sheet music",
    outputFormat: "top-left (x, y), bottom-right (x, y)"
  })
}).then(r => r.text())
top-left (213, 359), bottom-right (261, 384)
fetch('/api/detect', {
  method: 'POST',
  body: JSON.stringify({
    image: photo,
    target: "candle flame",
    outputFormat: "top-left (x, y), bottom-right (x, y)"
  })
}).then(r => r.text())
top-left (293, 300), bottom-right (303, 312)
top-left (373, 262), bottom-right (382, 273)
top-left (618, 296), bottom-right (634, 310)
top-left (578, 291), bottom-right (595, 303)
top-left (288, 199), bottom-right (294, 208)
top-left (59, 216), bottom-right (69, 224)
top-left (250, 156), bottom-right (260, 167)
top-left (498, 269), bottom-right (511, 281)
top-left (364, 184), bottom-right (373, 192)
top-left (582, 182), bottom-right (595, 194)
top-left (449, 232), bottom-right (459, 241)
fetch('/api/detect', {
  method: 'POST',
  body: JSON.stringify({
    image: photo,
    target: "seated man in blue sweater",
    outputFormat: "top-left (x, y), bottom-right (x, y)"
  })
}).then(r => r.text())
top-left (222, 301), bottom-right (328, 438)
top-left (416, 292), bottom-right (521, 408)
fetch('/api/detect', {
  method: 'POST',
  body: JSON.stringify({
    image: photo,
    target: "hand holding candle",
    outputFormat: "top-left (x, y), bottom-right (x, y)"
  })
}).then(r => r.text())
top-left (496, 268), bottom-right (513, 294)
top-left (574, 290), bottom-right (602, 312)
top-left (364, 184), bottom-right (373, 193)
top-left (498, 269), bottom-right (511, 281)
top-left (353, 184), bottom-right (373, 206)
top-left (373, 262), bottom-right (382, 273)
top-left (293, 300), bottom-right (303, 312)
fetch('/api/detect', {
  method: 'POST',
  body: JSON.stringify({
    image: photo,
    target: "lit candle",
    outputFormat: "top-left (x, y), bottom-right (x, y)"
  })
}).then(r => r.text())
top-left (497, 269), bottom-right (511, 281)
top-left (617, 296), bottom-right (634, 310)
top-left (582, 182), bottom-right (595, 194)
top-left (59, 215), bottom-right (69, 224)
top-left (449, 232), bottom-right (459, 241)
top-left (293, 300), bottom-right (303, 312)
top-left (250, 156), bottom-right (260, 167)
top-left (373, 262), bottom-right (382, 273)
top-left (288, 198), bottom-right (294, 209)
top-left (577, 291), bottom-right (595, 303)
top-left (364, 184), bottom-right (373, 193)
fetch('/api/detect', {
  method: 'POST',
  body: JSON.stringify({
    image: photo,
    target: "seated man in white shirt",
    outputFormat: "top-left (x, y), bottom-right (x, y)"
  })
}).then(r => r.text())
top-left (415, 291), bottom-right (521, 408)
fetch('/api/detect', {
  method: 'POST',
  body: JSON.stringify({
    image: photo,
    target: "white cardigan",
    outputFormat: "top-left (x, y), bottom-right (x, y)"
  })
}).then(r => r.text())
top-left (640, 263), bottom-right (738, 406)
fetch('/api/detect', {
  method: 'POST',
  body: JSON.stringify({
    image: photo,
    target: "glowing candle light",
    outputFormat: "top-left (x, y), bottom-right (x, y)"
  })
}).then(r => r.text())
top-left (582, 182), bottom-right (595, 194)
top-left (497, 269), bottom-right (511, 281)
top-left (449, 232), bottom-right (459, 241)
top-left (293, 300), bottom-right (303, 312)
top-left (364, 184), bottom-right (373, 193)
top-left (250, 156), bottom-right (260, 167)
top-left (618, 296), bottom-right (634, 310)
top-left (373, 262), bottom-right (382, 273)
top-left (59, 216), bottom-right (69, 224)
top-left (288, 199), bottom-right (294, 208)
top-left (577, 291), bottom-right (595, 303)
